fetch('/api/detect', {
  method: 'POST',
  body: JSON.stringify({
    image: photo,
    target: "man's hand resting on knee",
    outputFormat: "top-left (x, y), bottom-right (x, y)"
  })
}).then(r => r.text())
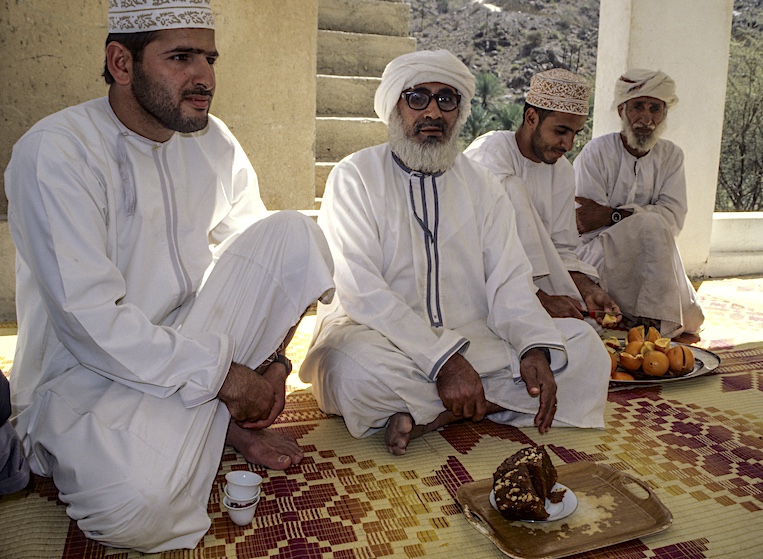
top-left (436, 353), bottom-right (488, 421)
top-left (218, 360), bottom-right (290, 429)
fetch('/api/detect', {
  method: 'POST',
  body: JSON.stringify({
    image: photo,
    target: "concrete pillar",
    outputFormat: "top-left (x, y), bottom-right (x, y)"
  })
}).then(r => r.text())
top-left (593, 0), bottom-right (733, 277)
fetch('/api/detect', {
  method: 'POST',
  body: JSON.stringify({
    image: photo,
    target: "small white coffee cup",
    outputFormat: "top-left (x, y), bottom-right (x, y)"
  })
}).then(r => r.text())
top-left (224, 483), bottom-right (261, 503)
top-left (223, 494), bottom-right (259, 526)
top-left (225, 470), bottom-right (262, 500)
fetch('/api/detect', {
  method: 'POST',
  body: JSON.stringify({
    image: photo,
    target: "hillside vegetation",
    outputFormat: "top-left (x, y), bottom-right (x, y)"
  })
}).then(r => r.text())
top-left (403, 0), bottom-right (763, 211)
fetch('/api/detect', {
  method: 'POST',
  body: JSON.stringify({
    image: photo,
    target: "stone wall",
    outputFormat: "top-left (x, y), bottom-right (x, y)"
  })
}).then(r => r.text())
top-left (1, 0), bottom-right (318, 213)
top-left (0, 0), bottom-right (319, 321)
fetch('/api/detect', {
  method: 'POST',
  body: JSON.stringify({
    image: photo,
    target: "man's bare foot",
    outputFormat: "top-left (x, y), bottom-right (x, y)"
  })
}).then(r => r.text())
top-left (384, 411), bottom-right (457, 456)
top-left (385, 413), bottom-right (416, 455)
top-left (226, 423), bottom-right (303, 470)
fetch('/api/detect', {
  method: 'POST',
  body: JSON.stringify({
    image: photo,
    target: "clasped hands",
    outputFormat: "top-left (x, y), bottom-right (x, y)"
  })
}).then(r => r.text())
top-left (436, 350), bottom-right (557, 434)
top-left (217, 358), bottom-right (289, 430)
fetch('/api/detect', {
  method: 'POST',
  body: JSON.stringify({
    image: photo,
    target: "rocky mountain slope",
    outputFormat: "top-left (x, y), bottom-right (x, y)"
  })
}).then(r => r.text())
top-left (403, 0), bottom-right (600, 101)
top-left (403, 0), bottom-right (762, 102)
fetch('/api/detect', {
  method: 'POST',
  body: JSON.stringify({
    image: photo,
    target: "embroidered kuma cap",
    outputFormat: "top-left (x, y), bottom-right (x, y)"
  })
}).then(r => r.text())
top-left (108, 0), bottom-right (215, 34)
top-left (525, 68), bottom-right (591, 116)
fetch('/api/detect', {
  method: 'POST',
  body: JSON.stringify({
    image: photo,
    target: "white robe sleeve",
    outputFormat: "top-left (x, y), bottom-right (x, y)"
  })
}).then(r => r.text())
top-left (574, 136), bottom-right (688, 237)
top-left (7, 131), bottom-right (234, 407)
top-left (478, 188), bottom-right (568, 375)
top-left (626, 146), bottom-right (687, 235)
top-left (546, 160), bottom-right (598, 278)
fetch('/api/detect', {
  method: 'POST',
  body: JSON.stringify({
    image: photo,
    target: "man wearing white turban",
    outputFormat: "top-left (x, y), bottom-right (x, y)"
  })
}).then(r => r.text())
top-left (300, 51), bottom-right (611, 457)
top-left (573, 69), bottom-right (704, 340)
top-left (5, 0), bottom-right (334, 551)
top-left (465, 68), bottom-right (621, 329)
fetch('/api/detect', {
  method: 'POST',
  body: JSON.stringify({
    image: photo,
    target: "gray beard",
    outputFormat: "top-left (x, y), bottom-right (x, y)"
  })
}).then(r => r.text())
top-left (387, 110), bottom-right (463, 174)
top-left (620, 113), bottom-right (667, 153)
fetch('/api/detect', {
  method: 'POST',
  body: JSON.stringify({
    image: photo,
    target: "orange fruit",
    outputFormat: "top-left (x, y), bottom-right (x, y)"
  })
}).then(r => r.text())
top-left (602, 313), bottom-right (618, 328)
top-left (654, 337), bottom-right (671, 354)
top-left (640, 341), bottom-right (656, 356)
top-left (667, 345), bottom-right (695, 374)
top-left (623, 340), bottom-right (644, 355)
top-left (611, 371), bottom-right (635, 381)
top-left (627, 325), bottom-right (645, 343)
top-left (619, 352), bottom-right (643, 371)
top-left (609, 350), bottom-right (618, 375)
top-left (645, 326), bottom-right (661, 343)
top-left (642, 350), bottom-right (670, 376)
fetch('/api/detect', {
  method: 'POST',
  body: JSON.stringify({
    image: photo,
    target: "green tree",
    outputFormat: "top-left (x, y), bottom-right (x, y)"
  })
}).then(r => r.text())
top-left (491, 103), bottom-right (524, 131)
top-left (716, 30), bottom-right (763, 211)
top-left (474, 72), bottom-right (505, 109)
top-left (460, 104), bottom-right (494, 145)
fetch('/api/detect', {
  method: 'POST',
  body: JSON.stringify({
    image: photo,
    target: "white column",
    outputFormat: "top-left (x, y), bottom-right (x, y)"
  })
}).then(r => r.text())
top-left (593, 0), bottom-right (733, 277)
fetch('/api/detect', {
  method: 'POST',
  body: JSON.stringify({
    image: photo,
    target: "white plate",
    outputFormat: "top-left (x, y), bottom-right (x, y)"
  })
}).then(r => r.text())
top-left (489, 482), bottom-right (578, 522)
top-left (610, 344), bottom-right (721, 384)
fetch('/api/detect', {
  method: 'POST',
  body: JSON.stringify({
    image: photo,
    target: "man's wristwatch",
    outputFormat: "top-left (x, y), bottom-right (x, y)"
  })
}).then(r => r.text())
top-left (273, 353), bottom-right (292, 374)
top-left (610, 210), bottom-right (623, 224)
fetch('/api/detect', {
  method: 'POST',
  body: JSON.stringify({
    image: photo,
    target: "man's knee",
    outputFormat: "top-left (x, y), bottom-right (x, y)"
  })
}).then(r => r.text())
top-left (257, 210), bottom-right (323, 242)
top-left (556, 318), bottom-right (611, 378)
top-left (75, 475), bottom-right (209, 552)
top-left (623, 212), bottom-right (672, 240)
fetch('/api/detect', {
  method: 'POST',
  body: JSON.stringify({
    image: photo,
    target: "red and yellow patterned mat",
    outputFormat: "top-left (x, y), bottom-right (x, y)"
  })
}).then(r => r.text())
top-left (1, 277), bottom-right (762, 558)
top-left (1, 341), bottom-right (762, 559)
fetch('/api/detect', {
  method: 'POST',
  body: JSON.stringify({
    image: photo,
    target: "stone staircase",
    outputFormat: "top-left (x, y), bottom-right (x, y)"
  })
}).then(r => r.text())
top-left (315, 0), bottom-right (415, 208)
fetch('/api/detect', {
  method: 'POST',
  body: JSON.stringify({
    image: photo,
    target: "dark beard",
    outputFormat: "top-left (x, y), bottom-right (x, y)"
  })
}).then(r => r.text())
top-left (131, 63), bottom-right (211, 134)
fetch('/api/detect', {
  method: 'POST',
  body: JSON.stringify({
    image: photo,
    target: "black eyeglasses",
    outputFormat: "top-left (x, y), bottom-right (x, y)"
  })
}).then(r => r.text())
top-left (400, 89), bottom-right (461, 112)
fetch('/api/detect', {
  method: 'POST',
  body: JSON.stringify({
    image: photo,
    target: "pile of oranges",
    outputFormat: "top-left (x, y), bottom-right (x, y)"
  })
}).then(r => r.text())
top-left (604, 325), bottom-right (695, 381)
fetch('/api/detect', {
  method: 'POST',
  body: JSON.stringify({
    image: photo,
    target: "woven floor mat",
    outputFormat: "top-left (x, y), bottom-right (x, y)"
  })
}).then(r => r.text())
top-left (1, 342), bottom-right (762, 559)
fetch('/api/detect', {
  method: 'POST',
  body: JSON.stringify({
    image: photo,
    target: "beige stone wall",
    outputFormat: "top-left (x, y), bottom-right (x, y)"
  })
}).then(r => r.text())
top-left (1, 0), bottom-right (108, 216)
top-left (0, 0), bottom-right (318, 214)
top-left (214, 1), bottom-right (318, 210)
top-left (0, 0), bottom-right (318, 321)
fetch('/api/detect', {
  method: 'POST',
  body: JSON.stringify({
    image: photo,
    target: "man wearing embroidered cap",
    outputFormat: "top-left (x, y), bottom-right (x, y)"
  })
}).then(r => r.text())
top-left (5, 0), bottom-right (334, 551)
top-left (300, 51), bottom-right (610, 457)
top-left (466, 68), bottom-right (621, 329)
top-left (573, 69), bottom-right (704, 340)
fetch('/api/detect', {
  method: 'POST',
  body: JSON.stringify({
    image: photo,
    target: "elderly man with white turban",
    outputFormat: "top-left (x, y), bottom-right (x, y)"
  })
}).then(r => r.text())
top-left (300, 51), bottom-right (611, 457)
top-left (5, 0), bottom-right (334, 551)
top-left (465, 69), bottom-right (621, 328)
top-left (573, 69), bottom-right (704, 341)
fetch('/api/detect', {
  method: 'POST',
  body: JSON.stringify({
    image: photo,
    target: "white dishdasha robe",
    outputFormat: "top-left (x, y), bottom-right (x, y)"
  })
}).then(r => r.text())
top-left (573, 133), bottom-right (703, 337)
top-left (465, 130), bottom-right (600, 305)
top-left (5, 97), bottom-right (334, 553)
top-left (299, 144), bottom-right (609, 439)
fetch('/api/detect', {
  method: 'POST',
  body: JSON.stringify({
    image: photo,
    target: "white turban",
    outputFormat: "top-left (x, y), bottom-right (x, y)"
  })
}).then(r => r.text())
top-left (108, 0), bottom-right (215, 34)
top-left (374, 50), bottom-right (476, 125)
top-left (613, 69), bottom-right (678, 110)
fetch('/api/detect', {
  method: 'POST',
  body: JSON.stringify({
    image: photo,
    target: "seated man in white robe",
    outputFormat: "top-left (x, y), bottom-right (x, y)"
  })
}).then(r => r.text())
top-left (573, 69), bottom-right (704, 341)
top-left (465, 69), bottom-right (621, 329)
top-left (299, 50), bottom-right (611, 457)
top-left (5, 1), bottom-right (334, 552)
